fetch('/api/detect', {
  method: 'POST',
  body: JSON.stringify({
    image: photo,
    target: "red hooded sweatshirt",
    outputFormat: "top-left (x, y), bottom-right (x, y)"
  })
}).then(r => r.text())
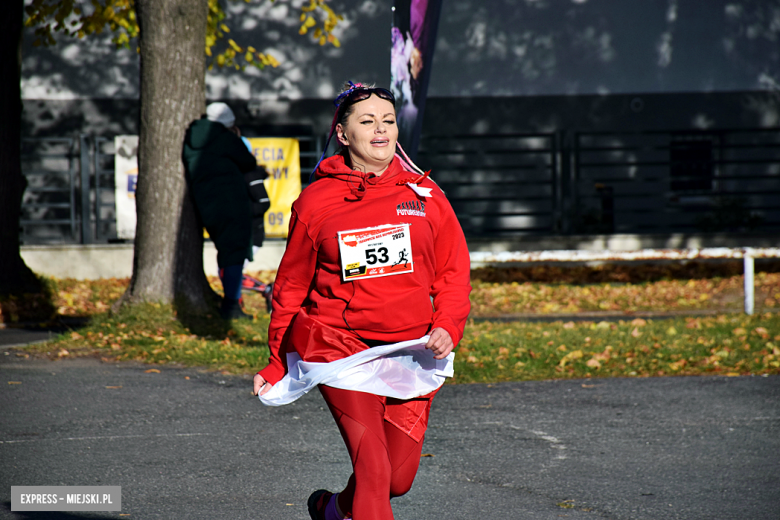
top-left (258, 154), bottom-right (471, 386)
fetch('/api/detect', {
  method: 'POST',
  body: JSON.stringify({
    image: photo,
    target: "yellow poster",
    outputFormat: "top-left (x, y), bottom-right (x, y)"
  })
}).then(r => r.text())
top-left (246, 138), bottom-right (301, 239)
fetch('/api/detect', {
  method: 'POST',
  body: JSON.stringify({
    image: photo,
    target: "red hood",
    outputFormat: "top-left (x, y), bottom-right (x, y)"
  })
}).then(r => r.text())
top-left (315, 154), bottom-right (407, 182)
top-left (314, 154), bottom-right (409, 200)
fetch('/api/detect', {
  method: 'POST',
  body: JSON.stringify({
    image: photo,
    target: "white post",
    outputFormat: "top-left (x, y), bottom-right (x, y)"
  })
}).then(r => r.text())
top-left (744, 252), bottom-right (755, 315)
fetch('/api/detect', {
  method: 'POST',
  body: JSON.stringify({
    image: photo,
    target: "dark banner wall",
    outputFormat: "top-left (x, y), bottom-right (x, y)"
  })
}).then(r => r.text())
top-left (21, 1), bottom-right (779, 103)
top-left (391, 0), bottom-right (443, 160)
top-left (428, 0), bottom-right (780, 98)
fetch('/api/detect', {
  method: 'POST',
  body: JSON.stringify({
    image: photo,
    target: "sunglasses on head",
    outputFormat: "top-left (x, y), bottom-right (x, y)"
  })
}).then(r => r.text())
top-left (334, 86), bottom-right (396, 110)
top-left (309, 84), bottom-right (397, 181)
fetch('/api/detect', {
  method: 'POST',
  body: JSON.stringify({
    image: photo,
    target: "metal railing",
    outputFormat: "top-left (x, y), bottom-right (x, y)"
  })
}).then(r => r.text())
top-left (20, 133), bottom-right (324, 245)
top-left (93, 137), bottom-right (118, 243)
top-left (20, 138), bottom-right (79, 243)
top-left (417, 133), bottom-right (560, 236)
top-left (417, 127), bottom-right (780, 238)
top-left (20, 127), bottom-right (780, 244)
top-left (470, 247), bottom-right (780, 315)
top-left (572, 128), bottom-right (780, 235)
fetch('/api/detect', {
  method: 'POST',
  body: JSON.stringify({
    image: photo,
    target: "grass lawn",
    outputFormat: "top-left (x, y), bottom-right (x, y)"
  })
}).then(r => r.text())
top-left (7, 262), bottom-right (780, 383)
top-left (455, 314), bottom-right (780, 383)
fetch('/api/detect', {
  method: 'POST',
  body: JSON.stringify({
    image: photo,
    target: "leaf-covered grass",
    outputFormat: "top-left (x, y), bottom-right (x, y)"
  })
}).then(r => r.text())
top-left (0, 271), bottom-right (278, 323)
top-left (31, 303), bottom-right (274, 374)
top-left (48, 272), bottom-right (277, 318)
top-left (3, 263), bottom-right (779, 324)
top-left (470, 275), bottom-right (778, 314)
top-left (453, 314), bottom-right (780, 384)
top-left (10, 264), bottom-right (780, 383)
top-left (22, 306), bottom-right (780, 383)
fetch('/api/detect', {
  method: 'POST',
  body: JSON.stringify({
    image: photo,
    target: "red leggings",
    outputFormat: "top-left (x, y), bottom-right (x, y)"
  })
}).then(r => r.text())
top-left (318, 385), bottom-right (427, 520)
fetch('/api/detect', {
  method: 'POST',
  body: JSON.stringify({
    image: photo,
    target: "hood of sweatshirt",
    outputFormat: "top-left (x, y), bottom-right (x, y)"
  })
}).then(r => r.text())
top-left (185, 118), bottom-right (228, 150)
top-left (314, 154), bottom-right (424, 201)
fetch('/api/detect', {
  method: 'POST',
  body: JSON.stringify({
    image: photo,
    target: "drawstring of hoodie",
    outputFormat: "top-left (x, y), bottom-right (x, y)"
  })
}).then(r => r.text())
top-left (345, 170), bottom-right (377, 201)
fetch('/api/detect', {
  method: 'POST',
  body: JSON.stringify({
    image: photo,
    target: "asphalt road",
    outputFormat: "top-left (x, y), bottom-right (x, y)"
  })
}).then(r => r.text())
top-left (1, 353), bottom-right (778, 520)
top-left (0, 329), bottom-right (64, 349)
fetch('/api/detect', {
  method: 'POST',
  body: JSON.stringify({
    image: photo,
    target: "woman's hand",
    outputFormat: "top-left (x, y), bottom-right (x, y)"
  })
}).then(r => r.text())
top-left (425, 328), bottom-right (454, 360)
top-left (252, 373), bottom-right (271, 396)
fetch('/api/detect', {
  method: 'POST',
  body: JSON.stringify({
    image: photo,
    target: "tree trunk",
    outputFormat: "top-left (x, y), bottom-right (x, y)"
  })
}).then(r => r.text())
top-left (120, 0), bottom-right (216, 312)
top-left (0, 0), bottom-right (39, 296)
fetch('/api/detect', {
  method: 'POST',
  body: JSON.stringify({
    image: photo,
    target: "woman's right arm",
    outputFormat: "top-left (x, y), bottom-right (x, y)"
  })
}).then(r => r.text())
top-left (255, 207), bottom-right (318, 386)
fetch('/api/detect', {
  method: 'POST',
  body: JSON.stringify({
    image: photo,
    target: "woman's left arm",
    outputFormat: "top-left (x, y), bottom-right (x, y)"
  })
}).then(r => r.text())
top-left (428, 195), bottom-right (472, 353)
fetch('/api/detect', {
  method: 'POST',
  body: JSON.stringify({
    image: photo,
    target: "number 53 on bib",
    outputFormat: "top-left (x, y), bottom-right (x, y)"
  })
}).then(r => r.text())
top-left (337, 224), bottom-right (414, 282)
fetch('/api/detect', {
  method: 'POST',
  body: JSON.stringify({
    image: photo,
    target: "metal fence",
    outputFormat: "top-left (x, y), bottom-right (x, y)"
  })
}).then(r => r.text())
top-left (571, 128), bottom-right (780, 235)
top-left (21, 127), bottom-right (780, 244)
top-left (417, 127), bottom-right (780, 238)
top-left (93, 137), bottom-right (118, 242)
top-left (20, 134), bottom-right (323, 245)
top-left (20, 138), bottom-right (79, 244)
top-left (417, 133), bottom-right (560, 237)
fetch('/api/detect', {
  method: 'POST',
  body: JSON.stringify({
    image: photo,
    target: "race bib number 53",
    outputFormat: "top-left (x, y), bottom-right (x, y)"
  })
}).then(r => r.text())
top-left (337, 224), bottom-right (413, 281)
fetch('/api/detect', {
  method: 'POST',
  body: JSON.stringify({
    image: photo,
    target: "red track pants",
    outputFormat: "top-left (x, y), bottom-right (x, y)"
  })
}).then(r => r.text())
top-left (318, 385), bottom-right (430, 520)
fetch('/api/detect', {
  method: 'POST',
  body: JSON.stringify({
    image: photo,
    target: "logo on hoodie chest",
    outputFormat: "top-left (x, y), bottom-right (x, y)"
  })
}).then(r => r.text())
top-left (396, 200), bottom-right (426, 217)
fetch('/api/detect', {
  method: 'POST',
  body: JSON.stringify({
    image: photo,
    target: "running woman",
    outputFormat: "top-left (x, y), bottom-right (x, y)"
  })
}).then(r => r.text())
top-left (252, 82), bottom-right (471, 520)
